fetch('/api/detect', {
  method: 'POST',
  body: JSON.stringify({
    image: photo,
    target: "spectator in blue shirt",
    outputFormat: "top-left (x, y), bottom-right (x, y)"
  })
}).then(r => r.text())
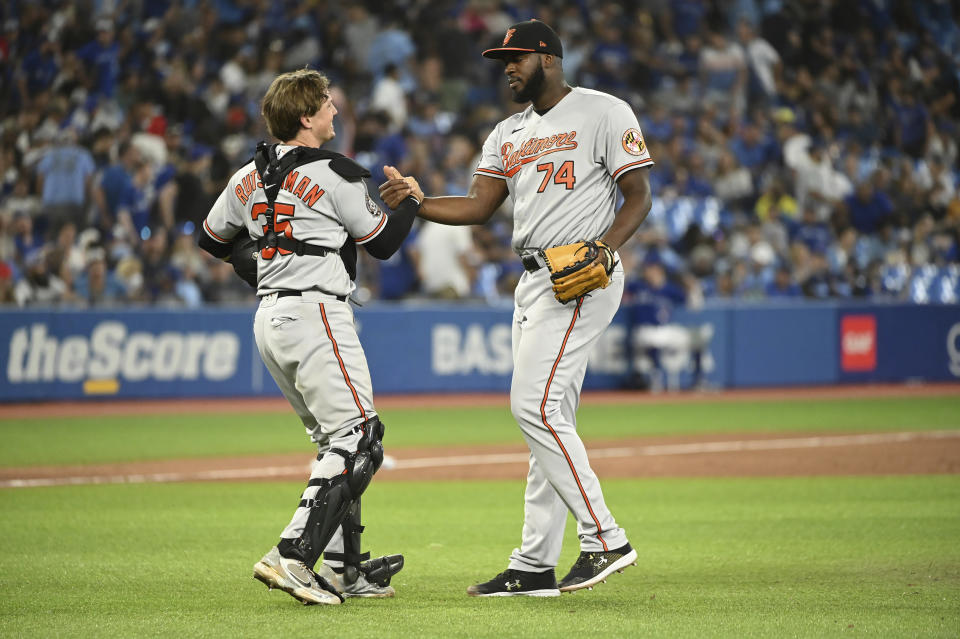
top-left (18, 40), bottom-right (59, 94)
top-left (670, 0), bottom-right (708, 39)
top-left (35, 128), bottom-right (96, 239)
top-left (674, 155), bottom-right (714, 198)
top-left (73, 248), bottom-right (126, 306)
top-left (765, 265), bottom-right (802, 297)
top-left (367, 19), bottom-right (416, 81)
top-left (128, 161), bottom-right (155, 237)
top-left (731, 122), bottom-right (774, 175)
top-left (591, 24), bottom-right (631, 92)
top-left (843, 180), bottom-right (894, 234)
top-left (353, 111), bottom-right (406, 186)
top-left (793, 207), bottom-right (832, 255)
top-left (98, 141), bottom-right (140, 235)
top-left (639, 102), bottom-right (673, 143)
top-left (627, 256), bottom-right (688, 324)
top-left (75, 19), bottom-right (121, 98)
top-left (889, 86), bottom-right (930, 159)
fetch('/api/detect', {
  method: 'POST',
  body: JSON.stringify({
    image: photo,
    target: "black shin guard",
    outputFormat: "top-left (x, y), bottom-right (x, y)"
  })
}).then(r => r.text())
top-left (284, 416), bottom-right (386, 568)
top-left (325, 498), bottom-right (404, 587)
top-left (324, 499), bottom-right (370, 585)
top-left (278, 474), bottom-right (353, 567)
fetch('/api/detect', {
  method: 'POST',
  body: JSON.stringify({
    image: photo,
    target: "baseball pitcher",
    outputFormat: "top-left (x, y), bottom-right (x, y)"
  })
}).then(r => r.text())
top-left (381, 19), bottom-right (653, 597)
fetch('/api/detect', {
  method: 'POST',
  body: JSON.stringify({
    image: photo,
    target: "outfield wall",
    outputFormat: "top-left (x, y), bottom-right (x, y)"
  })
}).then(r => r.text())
top-left (1, 302), bottom-right (958, 401)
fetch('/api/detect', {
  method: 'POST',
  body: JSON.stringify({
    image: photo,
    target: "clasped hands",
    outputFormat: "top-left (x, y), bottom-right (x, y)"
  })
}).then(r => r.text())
top-left (379, 166), bottom-right (424, 209)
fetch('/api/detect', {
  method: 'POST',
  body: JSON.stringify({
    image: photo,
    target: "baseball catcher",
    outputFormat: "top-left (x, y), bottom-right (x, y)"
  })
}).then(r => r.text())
top-left (199, 69), bottom-right (418, 606)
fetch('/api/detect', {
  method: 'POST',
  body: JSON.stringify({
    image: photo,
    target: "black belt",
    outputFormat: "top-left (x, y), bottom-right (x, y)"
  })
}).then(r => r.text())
top-left (276, 290), bottom-right (347, 302)
top-left (521, 252), bottom-right (546, 273)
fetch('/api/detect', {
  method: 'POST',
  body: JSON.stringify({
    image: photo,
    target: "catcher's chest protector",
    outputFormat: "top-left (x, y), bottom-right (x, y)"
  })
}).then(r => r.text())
top-left (252, 143), bottom-right (371, 280)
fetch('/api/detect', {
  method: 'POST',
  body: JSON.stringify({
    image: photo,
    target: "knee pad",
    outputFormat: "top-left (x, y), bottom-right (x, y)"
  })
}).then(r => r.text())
top-left (348, 416), bottom-right (385, 495)
top-left (358, 415), bottom-right (385, 467)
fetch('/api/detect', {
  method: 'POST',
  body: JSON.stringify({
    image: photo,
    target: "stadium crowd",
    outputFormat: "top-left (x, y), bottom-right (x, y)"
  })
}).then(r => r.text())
top-left (0, 0), bottom-right (958, 309)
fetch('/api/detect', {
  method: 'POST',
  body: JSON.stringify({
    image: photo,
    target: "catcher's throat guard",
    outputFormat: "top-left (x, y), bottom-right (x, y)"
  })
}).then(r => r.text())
top-left (542, 240), bottom-right (616, 304)
top-left (279, 416), bottom-right (385, 567)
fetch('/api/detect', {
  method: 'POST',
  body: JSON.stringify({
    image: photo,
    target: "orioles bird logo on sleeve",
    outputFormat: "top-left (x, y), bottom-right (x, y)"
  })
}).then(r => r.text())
top-left (364, 193), bottom-right (383, 217)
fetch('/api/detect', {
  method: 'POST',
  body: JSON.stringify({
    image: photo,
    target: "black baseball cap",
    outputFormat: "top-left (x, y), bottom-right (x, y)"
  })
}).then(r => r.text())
top-left (482, 20), bottom-right (563, 59)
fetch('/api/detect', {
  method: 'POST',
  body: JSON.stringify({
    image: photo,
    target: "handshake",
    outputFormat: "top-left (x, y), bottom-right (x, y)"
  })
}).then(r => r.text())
top-left (379, 166), bottom-right (424, 209)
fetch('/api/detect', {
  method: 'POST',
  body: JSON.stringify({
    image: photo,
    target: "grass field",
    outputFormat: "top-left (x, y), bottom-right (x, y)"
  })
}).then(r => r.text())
top-left (1, 394), bottom-right (959, 638)
top-left (2, 395), bottom-right (959, 466)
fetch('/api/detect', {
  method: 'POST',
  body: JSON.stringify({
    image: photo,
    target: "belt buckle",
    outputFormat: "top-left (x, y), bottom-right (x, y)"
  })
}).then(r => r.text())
top-left (521, 250), bottom-right (544, 273)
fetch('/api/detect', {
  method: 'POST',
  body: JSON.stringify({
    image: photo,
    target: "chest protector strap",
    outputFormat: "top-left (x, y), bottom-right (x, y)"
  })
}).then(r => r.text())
top-left (251, 142), bottom-right (362, 257)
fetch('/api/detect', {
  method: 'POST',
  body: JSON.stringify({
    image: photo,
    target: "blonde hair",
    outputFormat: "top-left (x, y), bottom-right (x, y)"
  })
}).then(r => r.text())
top-left (261, 69), bottom-right (331, 141)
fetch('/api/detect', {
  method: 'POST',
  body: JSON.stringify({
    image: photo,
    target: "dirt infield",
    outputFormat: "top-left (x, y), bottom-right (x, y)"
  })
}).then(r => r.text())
top-left (1, 384), bottom-right (957, 488)
top-left (3, 430), bottom-right (958, 488)
top-left (1, 383), bottom-right (957, 420)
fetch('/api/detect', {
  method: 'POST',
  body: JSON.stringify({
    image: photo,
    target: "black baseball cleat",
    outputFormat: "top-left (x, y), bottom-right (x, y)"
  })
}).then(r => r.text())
top-left (466, 568), bottom-right (560, 597)
top-left (558, 543), bottom-right (638, 592)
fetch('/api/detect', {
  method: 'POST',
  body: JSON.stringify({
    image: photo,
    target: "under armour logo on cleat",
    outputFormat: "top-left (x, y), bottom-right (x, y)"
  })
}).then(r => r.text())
top-left (593, 557), bottom-right (608, 569)
top-left (505, 580), bottom-right (521, 591)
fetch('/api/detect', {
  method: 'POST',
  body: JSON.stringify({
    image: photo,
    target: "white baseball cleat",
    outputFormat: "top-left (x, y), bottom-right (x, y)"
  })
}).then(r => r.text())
top-left (253, 546), bottom-right (343, 605)
top-left (316, 562), bottom-right (396, 598)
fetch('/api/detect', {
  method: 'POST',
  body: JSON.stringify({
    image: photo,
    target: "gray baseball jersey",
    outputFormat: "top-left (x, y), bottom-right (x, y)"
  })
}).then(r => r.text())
top-left (475, 87), bottom-right (654, 252)
top-left (203, 145), bottom-right (387, 297)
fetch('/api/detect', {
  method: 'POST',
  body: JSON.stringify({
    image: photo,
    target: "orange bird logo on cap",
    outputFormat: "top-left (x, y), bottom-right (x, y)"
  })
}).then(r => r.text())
top-left (503, 28), bottom-right (516, 44)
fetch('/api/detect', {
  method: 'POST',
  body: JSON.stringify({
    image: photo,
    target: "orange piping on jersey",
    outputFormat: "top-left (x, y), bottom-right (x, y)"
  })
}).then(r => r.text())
top-left (476, 167), bottom-right (506, 177)
top-left (353, 214), bottom-right (386, 243)
top-left (539, 297), bottom-right (609, 551)
top-left (320, 303), bottom-right (367, 420)
top-left (202, 219), bottom-right (230, 243)
top-left (611, 158), bottom-right (655, 180)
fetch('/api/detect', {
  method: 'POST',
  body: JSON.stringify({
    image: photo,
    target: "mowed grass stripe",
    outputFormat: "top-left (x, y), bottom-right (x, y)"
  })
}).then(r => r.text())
top-left (5, 430), bottom-right (958, 488)
top-left (0, 396), bottom-right (958, 467)
top-left (0, 477), bottom-right (957, 638)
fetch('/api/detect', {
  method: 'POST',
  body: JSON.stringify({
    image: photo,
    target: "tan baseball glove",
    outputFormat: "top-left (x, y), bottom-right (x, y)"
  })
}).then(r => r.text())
top-left (543, 240), bottom-right (616, 304)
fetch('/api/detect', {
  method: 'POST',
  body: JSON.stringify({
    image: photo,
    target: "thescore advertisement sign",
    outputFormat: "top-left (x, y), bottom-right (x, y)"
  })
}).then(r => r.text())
top-left (0, 310), bottom-right (256, 400)
top-left (0, 302), bottom-right (957, 401)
